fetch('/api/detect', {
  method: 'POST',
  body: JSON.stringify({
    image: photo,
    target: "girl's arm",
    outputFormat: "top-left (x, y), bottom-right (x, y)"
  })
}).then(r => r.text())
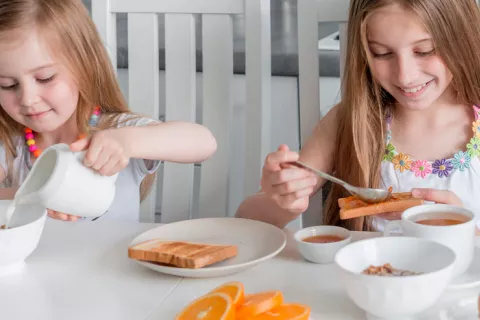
top-left (235, 105), bottom-right (340, 228)
top-left (112, 121), bottom-right (217, 163)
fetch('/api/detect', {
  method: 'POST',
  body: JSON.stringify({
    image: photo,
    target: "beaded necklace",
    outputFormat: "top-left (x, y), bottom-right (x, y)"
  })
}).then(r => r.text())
top-left (24, 106), bottom-right (101, 158)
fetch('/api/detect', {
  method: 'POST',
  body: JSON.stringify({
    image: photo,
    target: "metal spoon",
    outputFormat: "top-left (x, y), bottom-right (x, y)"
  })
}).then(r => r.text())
top-left (291, 160), bottom-right (391, 203)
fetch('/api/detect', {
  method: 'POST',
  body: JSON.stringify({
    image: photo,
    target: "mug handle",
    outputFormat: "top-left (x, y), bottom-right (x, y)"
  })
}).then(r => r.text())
top-left (383, 220), bottom-right (404, 237)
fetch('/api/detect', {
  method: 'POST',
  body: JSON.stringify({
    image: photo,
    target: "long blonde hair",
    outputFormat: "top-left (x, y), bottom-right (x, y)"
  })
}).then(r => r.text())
top-left (323, 0), bottom-right (480, 231)
top-left (0, 0), bottom-right (155, 201)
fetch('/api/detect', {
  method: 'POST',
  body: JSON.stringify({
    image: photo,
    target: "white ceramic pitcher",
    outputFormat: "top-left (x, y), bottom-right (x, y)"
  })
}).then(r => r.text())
top-left (14, 143), bottom-right (118, 217)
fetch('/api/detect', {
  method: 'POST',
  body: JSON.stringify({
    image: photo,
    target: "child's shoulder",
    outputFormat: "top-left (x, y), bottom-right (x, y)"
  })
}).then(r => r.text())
top-left (0, 135), bottom-right (26, 151)
top-left (105, 112), bottom-right (160, 129)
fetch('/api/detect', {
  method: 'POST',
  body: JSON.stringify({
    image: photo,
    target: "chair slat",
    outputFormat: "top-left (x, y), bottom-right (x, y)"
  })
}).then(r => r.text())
top-left (315, 0), bottom-right (349, 22)
top-left (198, 15), bottom-right (234, 219)
top-left (298, 0), bottom-right (320, 147)
top-left (161, 14), bottom-right (196, 223)
top-left (244, 0), bottom-right (271, 199)
top-left (297, 0), bottom-right (350, 229)
top-left (92, 0), bottom-right (117, 74)
top-left (127, 13), bottom-right (160, 222)
top-left (111, 0), bottom-right (244, 15)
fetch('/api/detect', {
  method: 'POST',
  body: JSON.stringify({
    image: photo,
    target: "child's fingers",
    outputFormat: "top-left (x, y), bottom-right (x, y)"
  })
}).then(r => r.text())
top-left (84, 145), bottom-right (103, 167)
top-left (70, 137), bottom-right (91, 152)
top-left (411, 188), bottom-right (462, 206)
top-left (99, 158), bottom-right (119, 176)
top-left (270, 176), bottom-right (317, 195)
top-left (91, 151), bottom-right (110, 171)
top-left (269, 168), bottom-right (315, 186)
top-left (273, 191), bottom-right (311, 212)
top-left (48, 210), bottom-right (68, 220)
top-left (263, 149), bottom-right (299, 172)
top-left (48, 210), bottom-right (80, 221)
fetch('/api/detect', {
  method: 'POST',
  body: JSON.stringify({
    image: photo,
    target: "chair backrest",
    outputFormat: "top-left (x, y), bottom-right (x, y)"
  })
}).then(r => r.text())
top-left (92, 0), bottom-right (271, 223)
top-left (296, 0), bottom-right (349, 228)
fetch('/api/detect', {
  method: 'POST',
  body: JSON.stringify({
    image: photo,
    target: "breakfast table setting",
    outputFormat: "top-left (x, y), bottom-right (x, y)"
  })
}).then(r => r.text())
top-left (1, 207), bottom-right (480, 320)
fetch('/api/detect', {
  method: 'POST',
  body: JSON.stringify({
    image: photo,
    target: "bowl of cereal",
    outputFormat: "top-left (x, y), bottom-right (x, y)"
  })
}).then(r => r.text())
top-left (0, 200), bottom-right (47, 276)
top-left (334, 236), bottom-right (456, 320)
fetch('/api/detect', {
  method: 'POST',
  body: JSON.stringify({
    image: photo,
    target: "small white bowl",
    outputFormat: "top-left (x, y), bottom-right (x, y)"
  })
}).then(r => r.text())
top-left (294, 225), bottom-right (352, 264)
top-left (334, 236), bottom-right (456, 320)
top-left (0, 200), bottom-right (47, 276)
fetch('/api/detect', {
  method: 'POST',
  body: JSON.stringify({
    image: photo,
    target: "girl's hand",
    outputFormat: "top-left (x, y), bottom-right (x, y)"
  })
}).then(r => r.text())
top-left (411, 188), bottom-right (463, 206)
top-left (47, 209), bottom-right (80, 221)
top-left (260, 144), bottom-right (318, 214)
top-left (376, 188), bottom-right (463, 221)
top-left (70, 129), bottom-right (130, 176)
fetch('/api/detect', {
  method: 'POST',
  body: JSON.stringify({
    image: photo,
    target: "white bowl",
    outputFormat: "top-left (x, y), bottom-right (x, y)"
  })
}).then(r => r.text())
top-left (0, 200), bottom-right (47, 276)
top-left (294, 225), bottom-right (352, 264)
top-left (334, 237), bottom-right (456, 320)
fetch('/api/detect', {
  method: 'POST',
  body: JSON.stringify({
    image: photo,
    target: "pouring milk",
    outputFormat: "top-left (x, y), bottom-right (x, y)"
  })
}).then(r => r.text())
top-left (3, 143), bottom-right (118, 228)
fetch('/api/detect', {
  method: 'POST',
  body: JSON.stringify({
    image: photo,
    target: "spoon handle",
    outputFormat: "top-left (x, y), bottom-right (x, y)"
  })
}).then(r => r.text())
top-left (290, 161), bottom-right (348, 188)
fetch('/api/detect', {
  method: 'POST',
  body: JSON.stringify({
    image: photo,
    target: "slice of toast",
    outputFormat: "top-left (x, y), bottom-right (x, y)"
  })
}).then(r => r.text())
top-left (338, 192), bottom-right (424, 220)
top-left (128, 239), bottom-right (238, 269)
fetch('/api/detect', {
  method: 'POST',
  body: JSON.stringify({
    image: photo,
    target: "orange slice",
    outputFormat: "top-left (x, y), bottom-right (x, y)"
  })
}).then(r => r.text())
top-left (209, 281), bottom-right (245, 306)
top-left (175, 292), bottom-right (235, 320)
top-left (250, 303), bottom-right (311, 320)
top-left (236, 291), bottom-right (284, 319)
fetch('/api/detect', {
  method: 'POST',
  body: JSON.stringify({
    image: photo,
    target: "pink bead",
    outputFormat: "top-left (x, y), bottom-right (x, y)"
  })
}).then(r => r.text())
top-left (93, 110), bottom-right (100, 115)
top-left (29, 145), bottom-right (37, 152)
top-left (25, 133), bottom-right (34, 140)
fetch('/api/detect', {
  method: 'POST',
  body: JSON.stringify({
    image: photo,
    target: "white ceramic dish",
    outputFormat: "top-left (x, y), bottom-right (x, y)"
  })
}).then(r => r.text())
top-left (335, 236), bottom-right (456, 320)
top-left (0, 200), bottom-right (47, 276)
top-left (129, 217), bottom-right (286, 278)
top-left (294, 225), bottom-right (351, 264)
top-left (448, 245), bottom-right (480, 290)
top-left (422, 293), bottom-right (479, 319)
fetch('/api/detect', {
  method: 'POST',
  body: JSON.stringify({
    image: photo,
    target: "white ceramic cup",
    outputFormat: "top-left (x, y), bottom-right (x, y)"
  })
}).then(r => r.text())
top-left (15, 143), bottom-right (118, 218)
top-left (383, 204), bottom-right (476, 277)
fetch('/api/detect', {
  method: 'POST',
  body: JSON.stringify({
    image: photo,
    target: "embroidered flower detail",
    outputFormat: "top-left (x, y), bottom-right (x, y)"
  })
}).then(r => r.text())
top-left (432, 158), bottom-right (454, 178)
top-left (467, 137), bottom-right (480, 157)
top-left (392, 153), bottom-right (412, 172)
top-left (410, 160), bottom-right (432, 178)
top-left (384, 143), bottom-right (396, 161)
top-left (452, 151), bottom-right (471, 171)
top-left (473, 120), bottom-right (480, 138)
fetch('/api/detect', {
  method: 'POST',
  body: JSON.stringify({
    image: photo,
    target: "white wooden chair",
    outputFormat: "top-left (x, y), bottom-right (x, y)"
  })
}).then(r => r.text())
top-left (296, 0), bottom-right (349, 228)
top-left (91, 0), bottom-right (271, 223)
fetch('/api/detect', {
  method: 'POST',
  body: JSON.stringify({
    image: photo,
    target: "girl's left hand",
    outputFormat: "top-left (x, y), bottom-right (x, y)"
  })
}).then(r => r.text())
top-left (410, 188), bottom-right (463, 206)
top-left (376, 188), bottom-right (463, 221)
top-left (70, 129), bottom-right (130, 176)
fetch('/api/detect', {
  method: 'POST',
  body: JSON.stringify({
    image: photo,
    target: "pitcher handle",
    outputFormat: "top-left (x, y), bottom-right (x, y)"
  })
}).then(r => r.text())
top-left (383, 220), bottom-right (403, 237)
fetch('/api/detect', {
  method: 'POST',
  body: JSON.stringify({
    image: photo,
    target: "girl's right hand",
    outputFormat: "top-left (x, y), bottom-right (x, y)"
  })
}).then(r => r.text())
top-left (260, 144), bottom-right (318, 214)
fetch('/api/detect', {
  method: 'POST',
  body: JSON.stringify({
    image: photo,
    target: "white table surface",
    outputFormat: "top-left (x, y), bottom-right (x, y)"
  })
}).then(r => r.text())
top-left (0, 220), bottom-right (182, 320)
top-left (1, 220), bottom-right (479, 320)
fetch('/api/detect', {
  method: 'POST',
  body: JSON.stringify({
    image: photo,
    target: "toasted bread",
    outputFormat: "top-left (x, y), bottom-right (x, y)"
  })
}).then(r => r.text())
top-left (338, 192), bottom-right (424, 220)
top-left (128, 239), bottom-right (238, 269)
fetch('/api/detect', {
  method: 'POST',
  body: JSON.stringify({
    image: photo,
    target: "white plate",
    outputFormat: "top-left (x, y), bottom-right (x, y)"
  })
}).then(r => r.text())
top-left (129, 218), bottom-right (286, 278)
top-left (422, 294), bottom-right (479, 319)
top-left (448, 246), bottom-right (480, 290)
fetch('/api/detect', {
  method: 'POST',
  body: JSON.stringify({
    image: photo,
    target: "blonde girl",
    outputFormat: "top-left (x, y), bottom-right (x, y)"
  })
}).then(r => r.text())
top-left (0, 0), bottom-right (217, 221)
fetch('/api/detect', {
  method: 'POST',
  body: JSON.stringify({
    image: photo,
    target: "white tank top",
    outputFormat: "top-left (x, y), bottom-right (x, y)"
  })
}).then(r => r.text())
top-left (374, 105), bottom-right (480, 231)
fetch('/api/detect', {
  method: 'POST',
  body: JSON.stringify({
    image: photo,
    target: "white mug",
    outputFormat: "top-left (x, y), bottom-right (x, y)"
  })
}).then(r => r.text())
top-left (384, 204), bottom-right (476, 277)
top-left (15, 143), bottom-right (118, 218)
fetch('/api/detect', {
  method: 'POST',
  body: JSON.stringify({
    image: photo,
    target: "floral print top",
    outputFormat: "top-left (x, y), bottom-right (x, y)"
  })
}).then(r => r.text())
top-left (376, 105), bottom-right (480, 232)
top-left (383, 105), bottom-right (480, 179)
